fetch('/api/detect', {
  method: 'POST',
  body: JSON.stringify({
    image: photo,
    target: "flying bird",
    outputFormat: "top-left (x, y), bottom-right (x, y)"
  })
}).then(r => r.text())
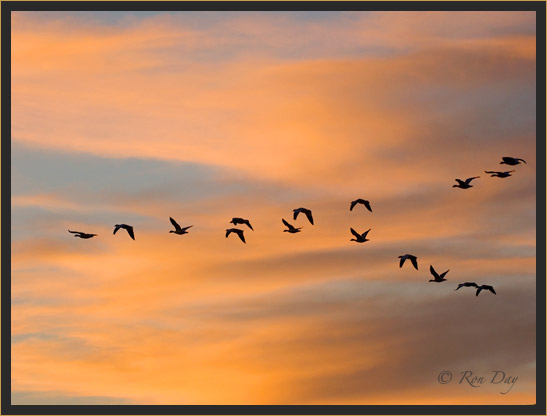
top-left (169, 217), bottom-right (193, 235)
top-left (476, 284), bottom-right (496, 296)
top-left (68, 230), bottom-right (97, 239)
top-left (350, 228), bottom-right (371, 243)
top-left (500, 157), bottom-right (526, 166)
top-left (429, 265), bottom-right (449, 282)
top-left (226, 228), bottom-right (246, 244)
top-left (453, 177), bottom-right (480, 189)
top-left (113, 224), bottom-right (135, 240)
top-left (399, 254), bottom-right (418, 270)
top-left (293, 207), bottom-right (314, 225)
top-left (455, 282), bottom-right (478, 291)
top-left (350, 199), bottom-right (372, 212)
top-left (485, 170), bottom-right (515, 178)
top-left (230, 217), bottom-right (253, 230)
top-left (282, 218), bottom-right (302, 234)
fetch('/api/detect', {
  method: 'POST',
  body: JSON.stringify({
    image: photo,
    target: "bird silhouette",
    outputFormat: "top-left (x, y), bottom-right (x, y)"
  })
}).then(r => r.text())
top-left (293, 207), bottom-right (314, 225)
top-left (350, 199), bottom-right (372, 212)
top-left (226, 228), bottom-right (246, 244)
top-left (113, 224), bottom-right (135, 240)
top-left (476, 284), bottom-right (496, 296)
top-left (399, 254), bottom-right (418, 270)
top-left (485, 170), bottom-right (515, 178)
top-left (282, 218), bottom-right (302, 234)
top-left (455, 282), bottom-right (478, 291)
top-left (230, 217), bottom-right (253, 230)
top-left (429, 265), bottom-right (449, 282)
top-left (350, 228), bottom-right (371, 243)
top-left (453, 177), bottom-right (480, 189)
top-left (500, 157), bottom-right (526, 166)
top-left (68, 230), bottom-right (97, 239)
top-left (169, 217), bottom-right (193, 235)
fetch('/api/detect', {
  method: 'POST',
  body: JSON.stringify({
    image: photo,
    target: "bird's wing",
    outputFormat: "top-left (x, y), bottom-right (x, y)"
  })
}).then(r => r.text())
top-left (465, 177), bottom-right (480, 184)
top-left (475, 287), bottom-right (483, 296)
top-left (125, 226), bottom-right (135, 240)
top-left (113, 225), bottom-right (121, 235)
top-left (517, 158), bottom-right (526, 164)
top-left (305, 210), bottom-right (314, 225)
top-left (293, 209), bottom-right (299, 220)
top-left (181, 225), bottom-right (193, 232)
top-left (364, 200), bottom-right (372, 212)
top-left (350, 200), bottom-right (357, 211)
top-left (282, 218), bottom-right (294, 230)
top-left (429, 265), bottom-right (439, 279)
top-left (245, 220), bottom-right (254, 230)
top-left (226, 229), bottom-right (232, 238)
top-left (439, 269), bottom-right (450, 279)
top-left (68, 230), bottom-right (80, 234)
top-left (350, 228), bottom-right (361, 238)
top-left (487, 286), bottom-right (496, 295)
top-left (410, 256), bottom-right (418, 270)
top-left (455, 179), bottom-right (465, 186)
top-left (237, 230), bottom-right (246, 243)
top-left (169, 217), bottom-right (182, 231)
top-left (484, 171), bottom-right (497, 174)
top-left (502, 157), bottom-right (511, 162)
top-left (362, 228), bottom-right (371, 238)
top-left (399, 256), bottom-right (406, 268)
top-left (455, 284), bottom-right (463, 291)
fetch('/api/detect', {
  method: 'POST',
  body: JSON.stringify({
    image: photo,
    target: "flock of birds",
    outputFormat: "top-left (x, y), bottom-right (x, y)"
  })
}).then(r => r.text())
top-left (68, 156), bottom-right (527, 297)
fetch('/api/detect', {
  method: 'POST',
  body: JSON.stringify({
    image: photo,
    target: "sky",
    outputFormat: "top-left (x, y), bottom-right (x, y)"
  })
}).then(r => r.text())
top-left (11, 10), bottom-right (537, 405)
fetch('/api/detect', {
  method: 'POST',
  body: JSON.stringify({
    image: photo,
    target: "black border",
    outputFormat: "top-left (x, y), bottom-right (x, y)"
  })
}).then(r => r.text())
top-left (1, 2), bottom-right (545, 415)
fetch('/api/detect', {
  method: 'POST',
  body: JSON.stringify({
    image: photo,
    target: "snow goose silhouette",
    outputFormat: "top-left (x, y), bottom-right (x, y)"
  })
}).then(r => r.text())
top-left (350, 228), bottom-right (371, 243)
top-left (230, 217), bottom-right (253, 230)
top-left (455, 282), bottom-right (478, 291)
top-left (226, 228), bottom-right (246, 244)
top-left (282, 218), bottom-right (302, 234)
top-left (398, 254), bottom-right (418, 270)
top-left (485, 170), bottom-right (515, 178)
top-left (500, 157), bottom-right (526, 166)
top-left (68, 230), bottom-right (97, 239)
top-left (113, 224), bottom-right (135, 240)
top-left (350, 199), bottom-right (372, 212)
top-left (476, 285), bottom-right (496, 296)
top-left (293, 207), bottom-right (314, 225)
top-left (169, 217), bottom-right (193, 235)
top-left (453, 177), bottom-right (480, 189)
top-left (429, 265), bottom-right (449, 282)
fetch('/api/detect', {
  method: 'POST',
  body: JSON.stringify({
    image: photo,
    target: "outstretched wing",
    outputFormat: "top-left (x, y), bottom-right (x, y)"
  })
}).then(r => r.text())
top-left (282, 218), bottom-right (295, 230)
top-left (475, 287), bottom-right (483, 296)
top-left (169, 217), bottom-right (182, 232)
top-left (181, 225), bottom-right (193, 232)
top-left (305, 210), bottom-right (314, 225)
top-left (399, 256), bottom-right (406, 268)
top-left (244, 220), bottom-right (254, 230)
top-left (293, 209), bottom-right (299, 221)
top-left (350, 200), bottom-right (358, 211)
top-left (516, 158), bottom-right (526, 164)
top-left (455, 179), bottom-right (465, 186)
top-left (350, 228), bottom-right (361, 239)
top-left (363, 200), bottom-right (372, 212)
top-left (439, 269), bottom-right (450, 279)
top-left (68, 230), bottom-right (80, 234)
top-left (362, 228), bottom-right (371, 238)
top-left (125, 225), bottom-right (135, 240)
top-left (237, 230), bottom-right (246, 244)
top-left (113, 225), bottom-right (121, 235)
top-left (410, 256), bottom-right (418, 270)
top-left (429, 265), bottom-right (439, 279)
top-left (484, 171), bottom-right (497, 174)
top-left (486, 286), bottom-right (496, 295)
top-left (465, 176), bottom-right (480, 185)
top-left (225, 229), bottom-right (232, 238)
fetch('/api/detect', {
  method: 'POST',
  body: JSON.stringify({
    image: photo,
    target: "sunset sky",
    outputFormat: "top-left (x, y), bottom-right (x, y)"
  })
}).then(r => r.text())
top-left (11, 10), bottom-right (537, 405)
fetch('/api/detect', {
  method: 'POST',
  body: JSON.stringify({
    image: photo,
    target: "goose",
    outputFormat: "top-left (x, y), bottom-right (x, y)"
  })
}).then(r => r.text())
top-left (293, 207), bottom-right (314, 225)
top-left (500, 157), bottom-right (526, 166)
top-left (68, 230), bottom-right (97, 239)
top-left (398, 254), bottom-right (418, 270)
top-left (282, 218), bottom-right (302, 234)
top-left (113, 224), bottom-right (135, 240)
top-left (169, 217), bottom-right (193, 235)
top-left (429, 265), bottom-right (449, 282)
top-left (226, 228), bottom-right (246, 244)
top-left (455, 282), bottom-right (478, 291)
top-left (350, 228), bottom-right (371, 243)
top-left (230, 217), bottom-right (253, 230)
top-left (350, 199), bottom-right (372, 212)
top-left (453, 177), bottom-right (480, 189)
top-left (485, 170), bottom-right (515, 178)
top-left (476, 284), bottom-right (496, 296)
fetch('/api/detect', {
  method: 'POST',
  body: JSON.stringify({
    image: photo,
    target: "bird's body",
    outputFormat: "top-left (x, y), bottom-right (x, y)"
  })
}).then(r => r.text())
top-left (429, 265), bottom-right (449, 282)
top-left (68, 230), bottom-right (97, 239)
top-left (293, 207), bottom-right (314, 225)
top-left (169, 217), bottom-right (193, 235)
top-left (226, 228), bottom-right (246, 243)
top-left (350, 228), bottom-right (371, 243)
top-left (230, 217), bottom-right (253, 230)
top-left (113, 224), bottom-right (135, 240)
top-left (350, 199), bottom-right (372, 212)
top-left (453, 177), bottom-right (480, 189)
top-left (500, 157), bottom-right (526, 166)
top-left (455, 282), bottom-right (478, 291)
top-left (282, 218), bottom-right (302, 234)
top-left (399, 254), bottom-right (418, 270)
top-left (476, 284), bottom-right (496, 296)
top-left (485, 170), bottom-right (515, 178)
